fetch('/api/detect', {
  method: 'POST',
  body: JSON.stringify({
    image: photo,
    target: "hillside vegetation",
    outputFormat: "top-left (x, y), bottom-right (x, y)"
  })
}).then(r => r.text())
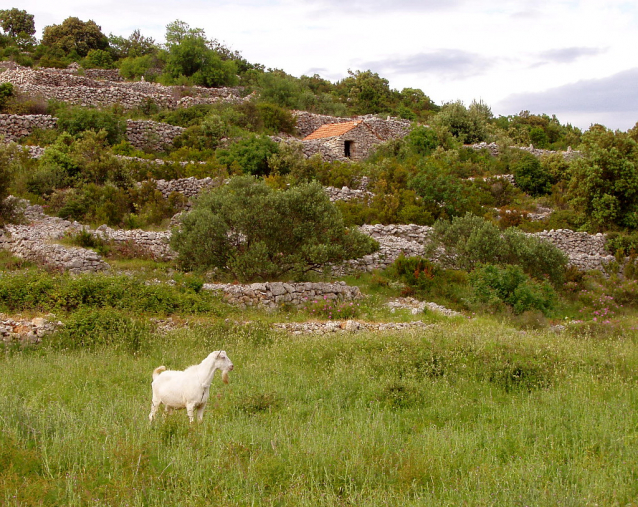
top-left (1, 9), bottom-right (638, 506)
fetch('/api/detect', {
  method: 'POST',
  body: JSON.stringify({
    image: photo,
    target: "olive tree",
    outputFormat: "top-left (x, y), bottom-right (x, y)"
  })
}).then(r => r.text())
top-left (171, 176), bottom-right (378, 281)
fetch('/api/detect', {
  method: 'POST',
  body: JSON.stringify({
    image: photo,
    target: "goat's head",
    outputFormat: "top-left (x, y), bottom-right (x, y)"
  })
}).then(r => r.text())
top-left (214, 350), bottom-right (234, 384)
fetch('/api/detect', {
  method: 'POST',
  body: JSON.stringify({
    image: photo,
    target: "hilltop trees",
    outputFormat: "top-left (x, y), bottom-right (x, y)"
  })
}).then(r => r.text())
top-left (41, 17), bottom-right (109, 58)
top-left (0, 8), bottom-right (35, 48)
top-left (566, 125), bottom-right (638, 230)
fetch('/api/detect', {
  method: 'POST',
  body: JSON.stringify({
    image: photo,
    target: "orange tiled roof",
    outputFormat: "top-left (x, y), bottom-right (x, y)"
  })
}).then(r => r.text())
top-left (303, 121), bottom-right (361, 140)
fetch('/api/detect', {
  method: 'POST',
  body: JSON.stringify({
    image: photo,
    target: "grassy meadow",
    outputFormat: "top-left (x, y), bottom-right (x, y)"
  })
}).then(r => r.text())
top-left (2, 317), bottom-right (638, 506)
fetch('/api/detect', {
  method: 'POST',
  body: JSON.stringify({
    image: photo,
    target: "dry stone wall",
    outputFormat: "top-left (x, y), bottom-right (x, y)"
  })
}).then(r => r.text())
top-left (1, 65), bottom-right (245, 111)
top-left (0, 114), bottom-right (57, 141)
top-left (126, 120), bottom-right (185, 151)
top-left (203, 281), bottom-right (361, 309)
top-left (469, 142), bottom-right (581, 160)
top-left (0, 204), bottom-right (109, 274)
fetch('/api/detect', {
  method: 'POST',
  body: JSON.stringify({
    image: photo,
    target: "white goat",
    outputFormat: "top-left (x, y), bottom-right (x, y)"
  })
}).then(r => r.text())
top-left (149, 350), bottom-right (234, 423)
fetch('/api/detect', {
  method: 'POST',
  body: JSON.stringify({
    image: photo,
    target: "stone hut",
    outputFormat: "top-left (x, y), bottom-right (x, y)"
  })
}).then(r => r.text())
top-left (302, 121), bottom-right (382, 161)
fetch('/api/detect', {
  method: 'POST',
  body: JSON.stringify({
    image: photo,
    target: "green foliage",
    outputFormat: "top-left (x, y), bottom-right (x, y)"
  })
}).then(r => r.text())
top-left (304, 298), bottom-right (361, 319)
top-left (117, 54), bottom-right (161, 81)
top-left (161, 21), bottom-right (238, 88)
top-left (469, 263), bottom-right (558, 315)
top-left (256, 102), bottom-right (296, 135)
top-left (566, 125), bottom-right (638, 230)
top-left (339, 69), bottom-right (394, 114)
top-left (41, 16), bottom-right (109, 58)
top-left (0, 8), bottom-right (35, 48)
top-left (56, 106), bottom-right (126, 145)
top-left (47, 308), bottom-right (150, 352)
top-left (81, 48), bottom-right (115, 69)
top-left (216, 135), bottom-right (279, 176)
top-left (405, 125), bottom-right (438, 156)
top-left (0, 271), bottom-right (220, 314)
top-left (408, 151), bottom-right (482, 220)
top-left (108, 29), bottom-right (157, 59)
top-left (171, 176), bottom-right (378, 281)
top-left (512, 153), bottom-right (554, 197)
top-left (496, 111), bottom-right (582, 150)
top-left (0, 82), bottom-right (14, 112)
top-left (428, 213), bottom-right (567, 284)
top-left (433, 100), bottom-right (493, 143)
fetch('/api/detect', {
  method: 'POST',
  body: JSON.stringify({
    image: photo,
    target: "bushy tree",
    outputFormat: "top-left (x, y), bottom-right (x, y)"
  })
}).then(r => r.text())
top-left (0, 8), bottom-right (35, 48)
top-left (428, 213), bottom-right (567, 284)
top-left (41, 17), bottom-right (109, 58)
top-left (567, 125), bottom-right (638, 229)
top-left (339, 69), bottom-right (395, 114)
top-left (512, 152), bottom-right (554, 197)
top-left (171, 176), bottom-right (378, 281)
top-left (434, 100), bottom-right (492, 143)
top-left (216, 135), bottom-right (279, 176)
top-left (469, 264), bottom-right (557, 315)
top-left (108, 29), bottom-right (157, 59)
top-left (56, 106), bottom-right (126, 145)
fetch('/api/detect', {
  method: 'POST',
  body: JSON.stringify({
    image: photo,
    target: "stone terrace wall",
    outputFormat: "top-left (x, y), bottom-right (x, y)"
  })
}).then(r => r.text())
top-left (0, 205), bottom-right (109, 274)
top-left (126, 120), bottom-right (185, 151)
top-left (203, 281), bottom-right (361, 309)
top-left (531, 229), bottom-right (613, 272)
top-left (83, 69), bottom-right (123, 81)
top-left (0, 114), bottom-right (57, 141)
top-left (1, 66), bottom-right (244, 111)
top-left (151, 176), bottom-right (221, 200)
top-left (93, 224), bottom-right (174, 260)
top-left (469, 142), bottom-right (581, 160)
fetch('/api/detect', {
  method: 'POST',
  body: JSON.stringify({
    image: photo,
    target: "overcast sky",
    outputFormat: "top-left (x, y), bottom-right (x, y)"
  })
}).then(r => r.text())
top-left (18, 0), bottom-right (638, 131)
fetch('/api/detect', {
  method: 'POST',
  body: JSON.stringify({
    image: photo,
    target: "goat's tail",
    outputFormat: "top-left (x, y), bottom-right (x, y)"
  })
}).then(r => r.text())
top-left (152, 366), bottom-right (166, 380)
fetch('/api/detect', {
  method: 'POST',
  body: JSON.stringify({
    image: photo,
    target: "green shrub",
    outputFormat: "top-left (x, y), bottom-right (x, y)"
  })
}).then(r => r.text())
top-left (304, 298), bottom-right (361, 320)
top-left (428, 213), bottom-right (568, 285)
top-left (56, 106), bottom-right (126, 145)
top-left (512, 153), bottom-right (554, 196)
top-left (469, 264), bottom-right (558, 315)
top-left (171, 176), bottom-right (378, 281)
top-left (47, 308), bottom-right (150, 352)
top-left (216, 135), bottom-right (279, 176)
top-left (0, 271), bottom-right (221, 314)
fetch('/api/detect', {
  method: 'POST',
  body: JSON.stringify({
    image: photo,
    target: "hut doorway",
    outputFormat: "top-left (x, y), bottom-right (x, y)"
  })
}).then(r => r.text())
top-left (344, 140), bottom-right (353, 158)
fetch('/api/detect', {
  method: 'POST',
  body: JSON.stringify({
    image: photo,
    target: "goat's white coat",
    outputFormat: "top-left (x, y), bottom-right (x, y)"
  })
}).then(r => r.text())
top-left (149, 350), bottom-right (233, 423)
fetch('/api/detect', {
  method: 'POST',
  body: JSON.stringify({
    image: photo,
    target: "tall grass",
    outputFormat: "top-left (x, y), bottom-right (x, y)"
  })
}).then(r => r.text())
top-left (1, 319), bottom-right (637, 505)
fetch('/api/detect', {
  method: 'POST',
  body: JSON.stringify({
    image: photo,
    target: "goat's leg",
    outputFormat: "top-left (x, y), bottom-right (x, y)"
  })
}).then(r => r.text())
top-left (149, 400), bottom-right (160, 422)
top-left (186, 402), bottom-right (196, 423)
top-left (196, 403), bottom-right (207, 422)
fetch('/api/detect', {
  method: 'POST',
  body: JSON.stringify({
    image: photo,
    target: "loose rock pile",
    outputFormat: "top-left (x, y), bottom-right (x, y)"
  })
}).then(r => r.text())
top-left (273, 320), bottom-right (435, 334)
top-left (387, 297), bottom-right (463, 317)
top-left (202, 281), bottom-right (361, 309)
top-left (0, 314), bottom-right (63, 344)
